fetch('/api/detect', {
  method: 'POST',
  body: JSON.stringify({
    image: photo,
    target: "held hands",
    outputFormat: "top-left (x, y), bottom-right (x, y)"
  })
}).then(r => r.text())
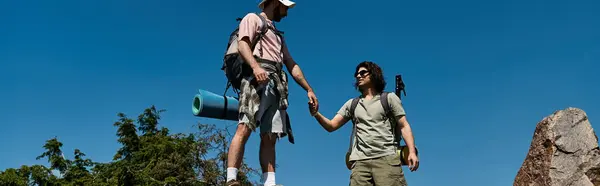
top-left (407, 152), bottom-right (419, 172)
top-left (308, 91), bottom-right (319, 116)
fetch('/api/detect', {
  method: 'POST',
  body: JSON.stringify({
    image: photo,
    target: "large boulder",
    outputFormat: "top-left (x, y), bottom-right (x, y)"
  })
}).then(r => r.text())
top-left (514, 107), bottom-right (600, 186)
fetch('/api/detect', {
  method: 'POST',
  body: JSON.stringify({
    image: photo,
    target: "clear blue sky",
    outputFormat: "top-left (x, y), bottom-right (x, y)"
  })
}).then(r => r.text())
top-left (1, 0), bottom-right (599, 185)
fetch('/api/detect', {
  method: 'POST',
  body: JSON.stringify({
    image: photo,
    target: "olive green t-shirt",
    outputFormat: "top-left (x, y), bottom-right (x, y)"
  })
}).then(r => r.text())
top-left (337, 93), bottom-right (406, 161)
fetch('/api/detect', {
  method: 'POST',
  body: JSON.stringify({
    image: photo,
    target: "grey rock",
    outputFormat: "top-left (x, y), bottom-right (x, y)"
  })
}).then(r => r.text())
top-left (514, 107), bottom-right (600, 186)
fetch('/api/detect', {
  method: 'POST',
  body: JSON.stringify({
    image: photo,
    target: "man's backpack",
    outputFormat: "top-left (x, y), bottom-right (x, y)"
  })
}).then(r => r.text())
top-left (221, 13), bottom-right (270, 95)
top-left (344, 92), bottom-right (418, 169)
top-left (348, 92), bottom-right (401, 143)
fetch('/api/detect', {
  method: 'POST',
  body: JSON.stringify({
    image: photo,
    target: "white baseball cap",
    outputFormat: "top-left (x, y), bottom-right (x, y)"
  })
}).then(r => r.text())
top-left (259, 0), bottom-right (296, 9)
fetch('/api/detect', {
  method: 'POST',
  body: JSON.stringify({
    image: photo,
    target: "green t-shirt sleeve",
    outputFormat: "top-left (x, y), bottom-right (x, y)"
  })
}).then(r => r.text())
top-left (336, 99), bottom-right (353, 120)
top-left (387, 93), bottom-right (406, 117)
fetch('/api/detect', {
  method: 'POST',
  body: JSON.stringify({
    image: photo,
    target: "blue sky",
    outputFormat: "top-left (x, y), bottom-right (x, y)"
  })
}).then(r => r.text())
top-left (1, 0), bottom-right (599, 185)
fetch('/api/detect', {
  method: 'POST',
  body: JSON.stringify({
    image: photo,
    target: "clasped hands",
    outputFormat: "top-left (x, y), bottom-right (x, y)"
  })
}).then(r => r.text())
top-left (308, 91), bottom-right (318, 116)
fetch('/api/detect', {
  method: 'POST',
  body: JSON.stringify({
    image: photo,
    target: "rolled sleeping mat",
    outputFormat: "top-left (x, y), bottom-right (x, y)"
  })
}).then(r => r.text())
top-left (192, 89), bottom-right (239, 121)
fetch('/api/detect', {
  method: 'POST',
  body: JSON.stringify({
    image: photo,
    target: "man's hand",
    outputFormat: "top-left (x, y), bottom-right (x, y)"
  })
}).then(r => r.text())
top-left (407, 152), bottom-right (419, 172)
top-left (308, 102), bottom-right (318, 116)
top-left (238, 36), bottom-right (267, 85)
top-left (252, 66), bottom-right (268, 85)
top-left (307, 91), bottom-right (318, 111)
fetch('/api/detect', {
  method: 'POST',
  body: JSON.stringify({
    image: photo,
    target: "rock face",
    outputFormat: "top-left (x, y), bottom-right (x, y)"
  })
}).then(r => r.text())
top-left (514, 107), bottom-right (600, 186)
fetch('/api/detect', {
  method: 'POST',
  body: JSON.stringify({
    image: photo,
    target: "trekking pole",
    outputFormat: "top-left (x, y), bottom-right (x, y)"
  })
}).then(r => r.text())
top-left (395, 74), bottom-right (406, 100)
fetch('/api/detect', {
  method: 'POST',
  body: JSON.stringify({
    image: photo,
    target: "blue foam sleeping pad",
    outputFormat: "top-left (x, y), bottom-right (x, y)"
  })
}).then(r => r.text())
top-left (192, 89), bottom-right (239, 121)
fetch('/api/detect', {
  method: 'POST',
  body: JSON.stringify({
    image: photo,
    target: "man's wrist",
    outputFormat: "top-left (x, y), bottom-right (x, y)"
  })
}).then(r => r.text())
top-left (409, 146), bottom-right (417, 154)
top-left (250, 63), bottom-right (260, 70)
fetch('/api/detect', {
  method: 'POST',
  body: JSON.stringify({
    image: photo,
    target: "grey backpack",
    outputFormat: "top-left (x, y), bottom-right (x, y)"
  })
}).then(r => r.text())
top-left (345, 91), bottom-right (418, 169)
top-left (221, 13), bottom-right (270, 95)
top-left (348, 92), bottom-right (400, 143)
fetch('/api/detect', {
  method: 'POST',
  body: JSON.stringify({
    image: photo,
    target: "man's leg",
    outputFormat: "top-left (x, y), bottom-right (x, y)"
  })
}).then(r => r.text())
top-left (260, 133), bottom-right (277, 186)
top-left (227, 123), bottom-right (252, 183)
top-left (257, 79), bottom-right (284, 186)
top-left (349, 160), bottom-right (374, 186)
top-left (371, 154), bottom-right (408, 186)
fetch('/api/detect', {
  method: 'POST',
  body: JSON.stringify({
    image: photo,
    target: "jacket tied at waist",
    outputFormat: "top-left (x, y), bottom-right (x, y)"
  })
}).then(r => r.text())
top-left (237, 58), bottom-right (294, 144)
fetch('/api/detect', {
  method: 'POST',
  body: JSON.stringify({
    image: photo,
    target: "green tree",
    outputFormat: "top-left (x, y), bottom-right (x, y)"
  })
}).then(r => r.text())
top-left (138, 105), bottom-right (165, 136)
top-left (113, 113), bottom-right (140, 161)
top-left (0, 105), bottom-right (261, 185)
top-left (29, 165), bottom-right (59, 186)
top-left (0, 167), bottom-right (28, 186)
top-left (36, 137), bottom-right (68, 175)
top-left (62, 149), bottom-right (94, 184)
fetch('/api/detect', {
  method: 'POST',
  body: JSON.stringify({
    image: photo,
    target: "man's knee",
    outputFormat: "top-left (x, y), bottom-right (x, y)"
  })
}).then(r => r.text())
top-left (260, 133), bottom-right (277, 146)
top-left (233, 123), bottom-right (252, 142)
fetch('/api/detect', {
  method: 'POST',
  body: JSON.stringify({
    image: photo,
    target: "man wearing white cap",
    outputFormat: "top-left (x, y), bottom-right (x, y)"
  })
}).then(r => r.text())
top-left (226, 0), bottom-right (318, 186)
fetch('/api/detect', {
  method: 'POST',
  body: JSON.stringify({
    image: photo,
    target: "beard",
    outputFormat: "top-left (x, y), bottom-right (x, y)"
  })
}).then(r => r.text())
top-left (273, 11), bottom-right (283, 22)
top-left (272, 5), bottom-right (285, 22)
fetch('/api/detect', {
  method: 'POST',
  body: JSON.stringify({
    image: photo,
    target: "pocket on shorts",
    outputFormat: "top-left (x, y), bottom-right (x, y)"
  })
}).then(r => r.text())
top-left (386, 152), bottom-right (403, 166)
top-left (379, 153), bottom-right (407, 186)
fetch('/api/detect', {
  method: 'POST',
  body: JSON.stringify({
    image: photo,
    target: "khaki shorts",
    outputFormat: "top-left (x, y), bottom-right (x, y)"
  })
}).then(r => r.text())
top-left (349, 153), bottom-right (408, 186)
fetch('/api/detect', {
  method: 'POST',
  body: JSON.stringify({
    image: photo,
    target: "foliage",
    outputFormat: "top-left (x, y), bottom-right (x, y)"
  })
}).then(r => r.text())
top-left (0, 105), bottom-right (260, 186)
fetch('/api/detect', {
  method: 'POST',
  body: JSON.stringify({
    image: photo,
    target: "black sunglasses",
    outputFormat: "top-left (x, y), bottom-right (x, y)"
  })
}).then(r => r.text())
top-left (355, 70), bottom-right (370, 77)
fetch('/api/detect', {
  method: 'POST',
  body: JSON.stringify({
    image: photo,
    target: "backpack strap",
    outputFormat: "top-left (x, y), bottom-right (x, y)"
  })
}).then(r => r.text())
top-left (251, 13), bottom-right (269, 55)
top-left (223, 13), bottom-right (272, 95)
top-left (347, 93), bottom-right (402, 157)
top-left (347, 97), bottom-right (360, 153)
top-left (380, 92), bottom-right (401, 145)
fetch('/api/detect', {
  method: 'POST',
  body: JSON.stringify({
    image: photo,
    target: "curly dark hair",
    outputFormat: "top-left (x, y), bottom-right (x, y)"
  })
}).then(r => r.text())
top-left (354, 61), bottom-right (386, 94)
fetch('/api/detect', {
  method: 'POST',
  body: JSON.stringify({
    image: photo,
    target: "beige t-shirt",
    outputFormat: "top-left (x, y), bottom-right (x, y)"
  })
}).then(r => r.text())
top-left (237, 13), bottom-right (291, 63)
top-left (337, 93), bottom-right (406, 161)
